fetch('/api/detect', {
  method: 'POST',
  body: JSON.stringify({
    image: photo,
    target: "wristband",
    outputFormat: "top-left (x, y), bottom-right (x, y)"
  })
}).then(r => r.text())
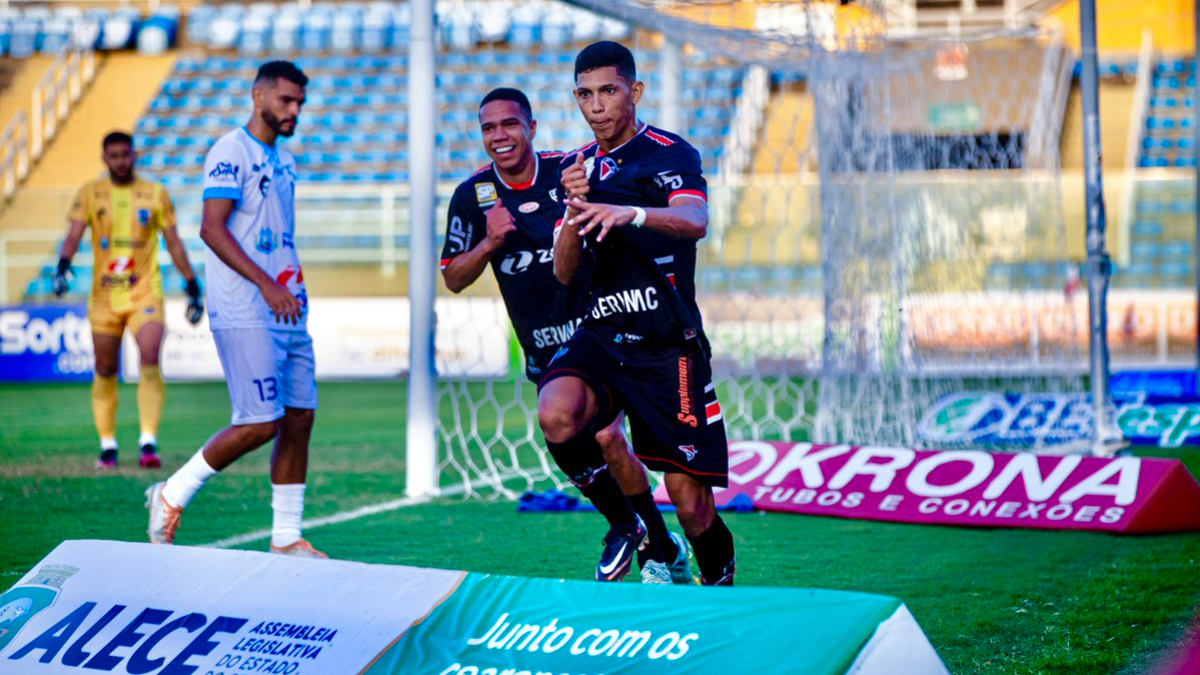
top-left (56, 257), bottom-right (71, 275)
top-left (630, 206), bottom-right (647, 228)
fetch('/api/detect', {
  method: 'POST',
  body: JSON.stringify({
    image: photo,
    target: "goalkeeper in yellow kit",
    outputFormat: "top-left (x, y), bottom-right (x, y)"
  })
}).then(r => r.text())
top-left (54, 131), bottom-right (204, 469)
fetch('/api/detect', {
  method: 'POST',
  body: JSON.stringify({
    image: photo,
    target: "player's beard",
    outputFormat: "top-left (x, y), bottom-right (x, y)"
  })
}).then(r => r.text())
top-left (262, 109), bottom-right (297, 138)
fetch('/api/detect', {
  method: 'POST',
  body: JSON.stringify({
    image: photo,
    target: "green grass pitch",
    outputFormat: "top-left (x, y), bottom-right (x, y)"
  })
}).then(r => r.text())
top-left (2, 381), bottom-right (1199, 674)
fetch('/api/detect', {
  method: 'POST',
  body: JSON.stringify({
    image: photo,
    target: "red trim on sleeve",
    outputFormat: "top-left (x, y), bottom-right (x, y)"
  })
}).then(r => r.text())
top-left (645, 130), bottom-right (676, 146)
top-left (440, 257), bottom-right (452, 270)
top-left (554, 218), bottom-right (564, 231)
top-left (669, 189), bottom-right (708, 204)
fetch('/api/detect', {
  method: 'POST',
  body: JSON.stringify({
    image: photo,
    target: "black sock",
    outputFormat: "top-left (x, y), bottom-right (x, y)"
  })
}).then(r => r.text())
top-left (545, 434), bottom-right (636, 529)
top-left (628, 490), bottom-right (676, 564)
top-left (687, 515), bottom-right (735, 585)
top-left (578, 469), bottom-right (638, 529)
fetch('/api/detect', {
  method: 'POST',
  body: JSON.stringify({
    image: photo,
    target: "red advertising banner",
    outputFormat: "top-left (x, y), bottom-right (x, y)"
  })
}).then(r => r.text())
top-left (656, 442), bottom-right (1200, 533)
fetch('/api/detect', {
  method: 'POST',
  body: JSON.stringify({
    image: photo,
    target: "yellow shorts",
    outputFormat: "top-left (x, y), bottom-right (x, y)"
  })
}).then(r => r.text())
top-left (89, 295), bottom-right (165, 337)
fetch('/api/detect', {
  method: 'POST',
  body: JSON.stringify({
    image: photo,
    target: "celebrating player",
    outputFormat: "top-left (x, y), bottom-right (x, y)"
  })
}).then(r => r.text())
top-left (441, 88), bottom-right (694, 584)
top-left (540, 41), bottom-right (736, 585)
top-left (55, 131), bottom-right (203, 470)
top-left (146, 61), bottom-right (325, 559)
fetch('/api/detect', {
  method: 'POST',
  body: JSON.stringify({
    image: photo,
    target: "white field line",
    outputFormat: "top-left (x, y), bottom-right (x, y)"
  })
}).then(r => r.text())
top-left (202, 481), bottom-right (474, 550)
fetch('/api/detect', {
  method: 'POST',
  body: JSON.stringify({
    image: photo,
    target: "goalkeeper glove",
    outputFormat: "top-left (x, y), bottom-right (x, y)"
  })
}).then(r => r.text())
top-left (52, 257), bottom-right (73, 297)
top-left (184, 278), bottom-right (204, 325)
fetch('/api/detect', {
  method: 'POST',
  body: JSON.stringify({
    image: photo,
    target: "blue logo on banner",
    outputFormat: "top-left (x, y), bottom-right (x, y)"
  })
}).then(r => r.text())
top-left (0, 305), bottom-right (93, 382)
top-left (919, 389), bottom-right (1200, 449)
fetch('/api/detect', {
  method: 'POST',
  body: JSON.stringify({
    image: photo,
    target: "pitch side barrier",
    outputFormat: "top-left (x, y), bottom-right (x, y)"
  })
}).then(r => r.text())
top-left (657, 441), bottom-right (1200, 533)
top-left (0, 541), bottom-right (947, 675)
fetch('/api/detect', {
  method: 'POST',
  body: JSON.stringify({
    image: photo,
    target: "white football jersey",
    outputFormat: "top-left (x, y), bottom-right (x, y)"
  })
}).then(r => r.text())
top-left (202, 126), bottom-right (307, 331)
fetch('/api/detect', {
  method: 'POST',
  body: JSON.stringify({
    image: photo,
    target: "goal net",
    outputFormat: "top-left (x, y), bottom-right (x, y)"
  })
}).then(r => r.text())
top-left (431, 0), bottom-right (1087, 499)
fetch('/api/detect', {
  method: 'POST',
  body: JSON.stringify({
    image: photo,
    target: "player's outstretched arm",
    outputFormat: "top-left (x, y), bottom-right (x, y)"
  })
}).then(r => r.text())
top-left (53, 219), bottom-right (87, 296)
top-left (565, 197), bottom-right (709, 242)
top-left (200, 198), bottom-right (302, 325)
top-left (442, 199), bottom-right (515, 293)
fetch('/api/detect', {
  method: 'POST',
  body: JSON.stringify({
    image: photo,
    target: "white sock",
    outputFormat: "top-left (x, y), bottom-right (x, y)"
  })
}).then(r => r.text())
top-left (162, 448), bottom-right (218, 509)
top-left (139, 432), bottom-right (157, 448)
top-left (271, 484), bottom-right (306, 548)
top-left (100, 438), bottom-right (118, 451)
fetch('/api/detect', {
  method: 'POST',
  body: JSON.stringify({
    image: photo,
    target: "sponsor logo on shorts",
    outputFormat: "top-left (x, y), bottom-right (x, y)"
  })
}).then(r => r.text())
top-left (475, 182), bottom-right (497, 204)
top-left (677, 356), bottom-right (698, 427)
top-left (519, 201), bottom-right (539, 214)
top-left (679, 445), bottom-right (698, 461)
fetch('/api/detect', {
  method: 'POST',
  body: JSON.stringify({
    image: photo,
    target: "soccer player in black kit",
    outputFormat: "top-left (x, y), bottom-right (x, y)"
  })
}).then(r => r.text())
top-left (441, 88), bottom-right (696, 585)
top-left (538, 42), bottom-right (737, 586)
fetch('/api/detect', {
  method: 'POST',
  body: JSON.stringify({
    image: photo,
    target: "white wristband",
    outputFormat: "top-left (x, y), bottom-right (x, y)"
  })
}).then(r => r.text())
top-left (630, 206), bottom-right (647, 228)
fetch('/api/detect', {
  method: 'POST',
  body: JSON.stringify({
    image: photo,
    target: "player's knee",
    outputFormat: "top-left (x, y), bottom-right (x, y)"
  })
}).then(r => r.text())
top-left (239, 421), bottom-right (277, 447)
top-left (538, 400), bottom-right (582, 444)
top-left (674, 494), bottom-right (716, 536)
top-left (94, 361), bottom-right (119, 378)
top-left (283, 408), bottom-right (315, 433)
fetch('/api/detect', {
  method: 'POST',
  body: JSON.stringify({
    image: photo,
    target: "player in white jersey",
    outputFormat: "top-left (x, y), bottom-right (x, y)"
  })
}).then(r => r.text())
top-left (146, 61), bottom-right (325, 559)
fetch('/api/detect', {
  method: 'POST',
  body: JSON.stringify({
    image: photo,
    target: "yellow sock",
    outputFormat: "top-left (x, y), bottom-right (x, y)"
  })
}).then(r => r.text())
top-left (138, 364), bottom-right (165, 440)
top-left (92, 374), bottom-right (119, 442)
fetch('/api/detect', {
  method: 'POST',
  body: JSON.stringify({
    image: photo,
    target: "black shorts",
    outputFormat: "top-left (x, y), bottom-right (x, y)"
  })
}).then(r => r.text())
top-left (539, 329), bottom-right (729, 487)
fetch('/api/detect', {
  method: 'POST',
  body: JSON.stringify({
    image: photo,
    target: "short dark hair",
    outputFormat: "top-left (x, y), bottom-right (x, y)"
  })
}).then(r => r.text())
top-left (102, 131), bottom-right (133, 149)
top-left (479, 88), bottom-right (533, 122)
top-left (254, 60), bottom-right (309, 88)
top-left (574, 41), bottom-right (636, 83)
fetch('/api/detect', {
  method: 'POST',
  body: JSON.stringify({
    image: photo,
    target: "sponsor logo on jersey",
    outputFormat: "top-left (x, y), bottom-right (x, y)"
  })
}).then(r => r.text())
top-left (679, 445), bottom-right (698, 461)
top-left (677, 356), bottom-right (698, 427)
top-left (107, 258), bottom-right (133, 275)
top-left (258, 175), bottom-right (272, 197)
top-left (550, 346), bottom-right (569, 364)
top-left (599, 156), bottom-right (619, 181)
top-left (499, 249), bottom-right (553, 275)
top-left (549, 188), bottom-right (558, 203)
top-left (282, 232), bottom-right (295, 249)
top-left (475, 182), bottom-right (497, 204)
top-left (209, 162), bottom-right (239, 180)
top-left (519, 201), bottom-right (539, 214)
top-left (589, 287), bottom-right (659, 320)
top-left (137, 208), bottom-right (151, 226)
top-left (584, 156), bottom-right (596, 179)
top-left (276, 265), bottom-right (304, 287)
top-left (256, 228), bottom-right (277, 254)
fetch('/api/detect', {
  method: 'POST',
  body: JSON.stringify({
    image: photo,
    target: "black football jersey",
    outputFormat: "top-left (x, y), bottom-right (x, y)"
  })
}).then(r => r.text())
top-left (555, 124), bottom-right (710, 358)
top-left (441, 152), bottom-right (591, 379)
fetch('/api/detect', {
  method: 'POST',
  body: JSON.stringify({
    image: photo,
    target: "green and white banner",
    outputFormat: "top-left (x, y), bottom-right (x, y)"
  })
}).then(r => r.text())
top-left (1, 541), bottom-right (946, 675)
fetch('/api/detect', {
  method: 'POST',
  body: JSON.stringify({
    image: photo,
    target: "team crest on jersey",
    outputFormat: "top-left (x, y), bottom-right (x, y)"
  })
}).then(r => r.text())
top-left (599, 157), bottom-right (619, 181)
top-left (519, 201), bottom-right (539, 214)
top-left (137, 208), bottom-right (151, 226)
top-left (679, 445), bottom-right (698, 461)
top-left (99, 237), bottom-right (109, 250)
top-left (476, 182), bottom-right (498, 204)
top-left (256, 227), bottom-right (277, 253)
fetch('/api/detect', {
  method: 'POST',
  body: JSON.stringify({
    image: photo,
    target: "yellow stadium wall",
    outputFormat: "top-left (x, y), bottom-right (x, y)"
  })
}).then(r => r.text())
top-left (1043, 0), bottom-right (1194, 54)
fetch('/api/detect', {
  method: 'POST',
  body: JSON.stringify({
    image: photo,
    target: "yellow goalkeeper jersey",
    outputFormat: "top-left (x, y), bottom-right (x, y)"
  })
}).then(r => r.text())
top-left (67, 176), bottom-right (175, 312)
